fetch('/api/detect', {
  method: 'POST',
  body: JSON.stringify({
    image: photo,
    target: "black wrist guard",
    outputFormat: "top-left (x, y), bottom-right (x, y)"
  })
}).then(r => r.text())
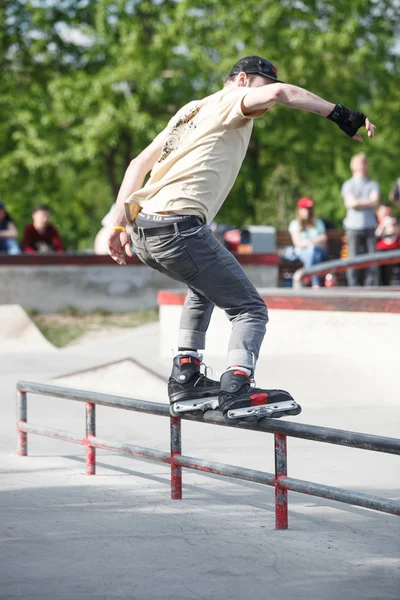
top-left (327, 103), bottom-right (366, 137)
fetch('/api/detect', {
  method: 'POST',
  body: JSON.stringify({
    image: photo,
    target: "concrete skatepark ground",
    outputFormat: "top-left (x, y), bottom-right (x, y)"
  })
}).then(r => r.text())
top-left (1, 305), bottom-right (399, 600)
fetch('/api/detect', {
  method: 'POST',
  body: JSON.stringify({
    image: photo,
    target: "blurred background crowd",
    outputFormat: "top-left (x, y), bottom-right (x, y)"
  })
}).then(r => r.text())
top-left (1, 1), bottom-right (400, 285)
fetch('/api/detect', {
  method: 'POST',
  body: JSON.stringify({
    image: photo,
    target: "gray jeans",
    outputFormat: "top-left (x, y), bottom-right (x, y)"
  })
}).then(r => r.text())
top-left (131, 223), bottom-right (268, 370)
top-left (346, 229), bottom-right (378, 286)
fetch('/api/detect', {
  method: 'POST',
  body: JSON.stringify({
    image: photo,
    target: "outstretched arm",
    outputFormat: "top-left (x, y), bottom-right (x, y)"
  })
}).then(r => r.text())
top-left (242, 83), bottom-right (375, 141)
top-left (110, 129), bottom-right (167, 229)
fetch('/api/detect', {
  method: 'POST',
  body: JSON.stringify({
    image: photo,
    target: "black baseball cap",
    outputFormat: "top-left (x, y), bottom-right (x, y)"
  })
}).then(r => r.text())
top-left (0, 202), bottom-right (4, 209)
top-left (227, 55), bottom-right (283, 82)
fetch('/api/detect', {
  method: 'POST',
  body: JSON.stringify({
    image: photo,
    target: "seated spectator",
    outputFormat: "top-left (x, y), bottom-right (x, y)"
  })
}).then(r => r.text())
top-left (22, 205), bottom-right (64, 253)
top-left (375, 203), bottom-right (400, 285)
top-left (289, 197), bottom-right (328, 288)
top-left (0, 201), bottom-right (21, 255)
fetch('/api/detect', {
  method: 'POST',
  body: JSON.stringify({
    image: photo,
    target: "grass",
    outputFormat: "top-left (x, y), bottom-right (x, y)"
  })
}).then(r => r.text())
top-left (27, 308), bottom-right (159, 348)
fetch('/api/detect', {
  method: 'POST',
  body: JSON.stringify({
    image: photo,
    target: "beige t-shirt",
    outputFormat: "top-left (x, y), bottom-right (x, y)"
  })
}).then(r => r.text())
top-left (124, 87), bottom-right (261, 224)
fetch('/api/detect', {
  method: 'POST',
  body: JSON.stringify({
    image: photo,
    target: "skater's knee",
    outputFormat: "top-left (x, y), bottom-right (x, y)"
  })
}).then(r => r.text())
top-left (225, 295), bottom-right (268, 325)
top-left (253, 301), bottom-right (269, 325)
top-left (228, 302), bottom-right (268, 326)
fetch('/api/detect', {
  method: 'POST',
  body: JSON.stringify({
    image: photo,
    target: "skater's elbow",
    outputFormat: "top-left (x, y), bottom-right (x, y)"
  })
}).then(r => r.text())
top-left (130, 131), bottom-right (167, 175)
top-left (129, 155), bottom-right (147, 170)
top-left (258, 84), bottom-right (284, 110)
top-left (128, 155), bottom-right (152, 177)
top-left (269, 83), bottom-right (284, 101)
top-left (258, 84), bottom-right (282, 108)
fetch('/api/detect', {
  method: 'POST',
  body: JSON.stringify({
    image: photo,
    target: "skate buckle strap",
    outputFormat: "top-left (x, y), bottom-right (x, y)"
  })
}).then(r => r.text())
top-left (203, 362), bottom-right (217, 380)
top-left (177, 353), bottom-right (215, 379)
top-left (180, 357), bottom-right (201, 367)
top-left (250, 392), bottom-right (269, 406)
top-left (233, 370), bottom-right (250, 379)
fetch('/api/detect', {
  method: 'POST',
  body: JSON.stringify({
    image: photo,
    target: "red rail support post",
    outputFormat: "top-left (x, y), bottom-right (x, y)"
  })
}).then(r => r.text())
top-left (86, 402), bottom-right (96, 475)
top-left (17, 389), bottom-right (27, 457)
top-left (274, 433), bottom-right (288, 530)
top-left (170, 416), bottom-right (182, 499)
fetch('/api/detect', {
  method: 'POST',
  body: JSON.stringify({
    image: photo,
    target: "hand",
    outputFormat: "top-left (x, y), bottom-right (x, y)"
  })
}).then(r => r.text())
top-left (107, 228), bottom-right (133, 265)
top-left (347, 197), bottom-right (358, 208)
top-left (353, 117), bottom-right (376, 142)
top-left (327, 104), bottom-right (376, 141)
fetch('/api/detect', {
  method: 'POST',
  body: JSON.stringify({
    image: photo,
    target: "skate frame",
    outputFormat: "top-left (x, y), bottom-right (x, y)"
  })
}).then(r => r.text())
top-left (171, 398), bottom-right (300, 420)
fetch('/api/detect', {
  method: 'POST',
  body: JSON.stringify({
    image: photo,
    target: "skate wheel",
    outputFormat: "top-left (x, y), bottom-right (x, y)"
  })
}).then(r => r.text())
top-left (170, 405), bottom-right (180, 417)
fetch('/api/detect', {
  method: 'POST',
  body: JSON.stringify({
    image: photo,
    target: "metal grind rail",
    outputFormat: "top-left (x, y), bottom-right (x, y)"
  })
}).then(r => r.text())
top-left (294, 248), bottom-right (400, 287)
top-left (17, 381), bottom-right (400, 530)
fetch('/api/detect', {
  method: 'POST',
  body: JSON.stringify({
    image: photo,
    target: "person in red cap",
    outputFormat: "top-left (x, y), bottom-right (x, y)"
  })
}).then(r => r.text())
top-left (106, 55), bottom-right (376, 424)
top-left (289, 197), bottom-right (328, 287)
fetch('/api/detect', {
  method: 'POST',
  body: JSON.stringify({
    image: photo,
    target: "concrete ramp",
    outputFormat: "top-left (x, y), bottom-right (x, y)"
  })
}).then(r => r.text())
top-left (1, 311), bottom-right (399, 600)
top-left (53, 358), bottom-right (168, 402)
top-left (0, 304), bottom-right (54, 352)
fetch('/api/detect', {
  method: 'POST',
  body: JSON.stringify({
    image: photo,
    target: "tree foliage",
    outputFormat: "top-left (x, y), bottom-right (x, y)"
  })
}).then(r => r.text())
top-left (1, 0), bottom-right (399, 248)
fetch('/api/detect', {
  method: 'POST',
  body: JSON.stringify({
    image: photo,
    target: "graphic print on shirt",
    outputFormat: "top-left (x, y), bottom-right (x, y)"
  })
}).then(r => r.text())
top-left (158, 104), bottom-right (201, 163)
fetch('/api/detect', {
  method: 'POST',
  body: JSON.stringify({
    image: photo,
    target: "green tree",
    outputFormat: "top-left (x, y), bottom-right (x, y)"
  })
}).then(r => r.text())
top-left (0, 0), bottom-right (399, 248)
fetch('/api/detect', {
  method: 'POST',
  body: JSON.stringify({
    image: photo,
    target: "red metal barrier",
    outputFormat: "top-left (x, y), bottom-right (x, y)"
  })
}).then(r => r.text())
top-left (16, 381), bottom-right (400, 530)
top-left (86, 402), bottom-right (96, 475)
top-left (17, 390), bottom-right (27, 457)
top-left (274, 433), bottom-right (288, 529)
top-left (170, 416), bottom-right (182, 500)
top-left (294, 249), bottom-right (400, 287)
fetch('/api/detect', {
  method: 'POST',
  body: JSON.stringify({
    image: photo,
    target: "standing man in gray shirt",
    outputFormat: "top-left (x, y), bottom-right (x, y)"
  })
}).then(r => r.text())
top-left (341, 152), bottom-right (380, 286)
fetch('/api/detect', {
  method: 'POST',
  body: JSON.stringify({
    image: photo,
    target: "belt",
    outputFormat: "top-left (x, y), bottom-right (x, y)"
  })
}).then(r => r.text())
top-left (133, 216), bottom-right (203, 238)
